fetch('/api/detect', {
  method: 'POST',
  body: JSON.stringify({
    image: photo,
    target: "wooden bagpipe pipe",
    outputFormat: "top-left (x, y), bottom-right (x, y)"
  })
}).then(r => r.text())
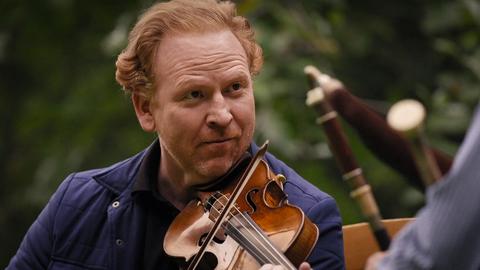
top-left (303, 65), bottom-right (453, 269)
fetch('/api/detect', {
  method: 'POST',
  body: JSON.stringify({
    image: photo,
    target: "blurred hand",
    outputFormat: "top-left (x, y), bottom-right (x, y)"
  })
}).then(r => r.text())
top-left (365, 251), bottom-right (386, 270)
top-left (259, 262), bottom-right (312, 270)
top-left (258, 265), bottom-right (284, 270)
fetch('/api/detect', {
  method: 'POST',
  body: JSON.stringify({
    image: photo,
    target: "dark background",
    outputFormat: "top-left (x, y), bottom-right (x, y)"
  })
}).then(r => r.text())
top-left (1, 0), bottom-right (479, 266)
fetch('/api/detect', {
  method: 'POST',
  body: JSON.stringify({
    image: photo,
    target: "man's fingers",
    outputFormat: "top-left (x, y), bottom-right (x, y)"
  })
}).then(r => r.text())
top-left (259, 261), bottom-right (311, 270)
top-left (258, 264), bottom-right (285, 270)
top-left (299, 262), bottom-right (312, 270)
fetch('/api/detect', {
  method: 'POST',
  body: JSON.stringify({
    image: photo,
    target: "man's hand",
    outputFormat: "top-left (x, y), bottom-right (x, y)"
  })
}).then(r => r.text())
top-left (365, 251), bottom-right (386, 270)
top-left (259, 262), bottom-right (312, 270)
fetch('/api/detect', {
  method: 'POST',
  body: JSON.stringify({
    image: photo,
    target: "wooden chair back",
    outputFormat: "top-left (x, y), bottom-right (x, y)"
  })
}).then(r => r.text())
top-left (343, 218), bottom-right (413, 270)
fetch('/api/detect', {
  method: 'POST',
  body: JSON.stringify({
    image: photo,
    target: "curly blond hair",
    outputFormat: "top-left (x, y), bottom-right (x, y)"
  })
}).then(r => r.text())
top-left (115, 0), bottom-right (263, 98)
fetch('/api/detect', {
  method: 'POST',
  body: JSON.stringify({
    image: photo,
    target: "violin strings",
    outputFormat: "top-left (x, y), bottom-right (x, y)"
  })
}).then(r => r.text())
top-left (204, 198), bottom-right (284, 266)
top-left (203, 193), bottom-right (294, 268)
top-left (217, 194), bottom-right (293, 267)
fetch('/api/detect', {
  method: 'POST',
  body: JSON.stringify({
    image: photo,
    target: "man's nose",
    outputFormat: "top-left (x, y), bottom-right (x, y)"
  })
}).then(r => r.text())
top-left (206, 96), bottom-right (233, 128)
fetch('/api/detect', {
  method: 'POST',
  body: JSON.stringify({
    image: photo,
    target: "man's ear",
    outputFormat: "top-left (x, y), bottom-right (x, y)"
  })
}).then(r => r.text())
top-left (131, 93), bottom-right (155, 132)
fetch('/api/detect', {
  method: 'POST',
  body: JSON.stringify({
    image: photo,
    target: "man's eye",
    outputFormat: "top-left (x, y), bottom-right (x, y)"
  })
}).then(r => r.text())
top-left (185, 90), bottom-right (204, 100)
top-left (225, 82), bottom-right (243, 92)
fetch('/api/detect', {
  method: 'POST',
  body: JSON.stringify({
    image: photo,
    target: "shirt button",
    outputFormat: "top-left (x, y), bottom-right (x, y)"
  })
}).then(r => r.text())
top-left (112, 201), bottom-right (120, 208)
top-left (116, 239), bottom-right (124, 246)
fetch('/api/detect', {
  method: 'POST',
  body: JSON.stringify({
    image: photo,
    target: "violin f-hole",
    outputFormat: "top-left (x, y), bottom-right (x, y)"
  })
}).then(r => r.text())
top-left (246, 188), bottom-right (260, 213)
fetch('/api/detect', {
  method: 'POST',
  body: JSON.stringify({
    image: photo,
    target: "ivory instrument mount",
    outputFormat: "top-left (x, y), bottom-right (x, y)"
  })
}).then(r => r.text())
top-left (387, 100), bottom-right (442, 186)
top-left (304, 66), bottom-right (390, 251)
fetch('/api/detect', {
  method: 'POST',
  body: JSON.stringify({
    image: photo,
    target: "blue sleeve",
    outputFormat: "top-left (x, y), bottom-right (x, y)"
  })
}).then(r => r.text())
top-left (307, 196), bottom-right (345, 270)
top-left (6, 174), bottom-right (74, 270)
top-left (378, 106), bottom-right (480, 270)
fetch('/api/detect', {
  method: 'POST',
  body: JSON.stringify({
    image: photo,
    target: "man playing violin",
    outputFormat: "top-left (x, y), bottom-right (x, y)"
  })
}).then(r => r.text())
top-left (7, 1), bottom-right (344, 269)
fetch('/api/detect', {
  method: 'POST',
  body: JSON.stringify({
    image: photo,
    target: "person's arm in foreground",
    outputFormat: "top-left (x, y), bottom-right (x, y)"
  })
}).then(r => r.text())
top-left (367, 105), bottom-right (480, 270)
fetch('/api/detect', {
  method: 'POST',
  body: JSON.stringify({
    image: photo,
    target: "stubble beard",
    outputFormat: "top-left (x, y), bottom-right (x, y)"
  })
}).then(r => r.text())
top-left (191, 142), bottom-right (243, 183)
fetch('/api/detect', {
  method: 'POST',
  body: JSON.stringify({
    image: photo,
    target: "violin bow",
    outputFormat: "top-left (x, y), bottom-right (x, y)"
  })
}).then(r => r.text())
top-left (303, 66), bottom-right (451, 190)
top-left (304, 68), bottom-right (390, 250)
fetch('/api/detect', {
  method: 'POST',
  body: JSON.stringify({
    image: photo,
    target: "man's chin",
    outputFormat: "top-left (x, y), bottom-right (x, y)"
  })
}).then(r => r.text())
top-left (194, 157), bottom-right (235, 182)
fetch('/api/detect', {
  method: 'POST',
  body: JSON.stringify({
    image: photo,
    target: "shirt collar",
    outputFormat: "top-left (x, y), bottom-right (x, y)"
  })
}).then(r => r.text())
top-left (132, 139), bottom-right (161, 195)
top-left (132, 139), bottom-right (253, 196)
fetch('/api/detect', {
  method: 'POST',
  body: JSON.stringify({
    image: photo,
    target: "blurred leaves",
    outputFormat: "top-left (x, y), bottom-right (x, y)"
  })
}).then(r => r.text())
top-left (1, 0), bottom-right (479, 266)
top-left (247, 0), bottom-right (479, 224)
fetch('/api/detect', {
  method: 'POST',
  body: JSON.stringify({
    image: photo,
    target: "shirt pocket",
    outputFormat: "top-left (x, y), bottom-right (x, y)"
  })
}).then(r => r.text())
top-left (49, 258), bottom-right (107, 270)
top-left (50, 241), bottom-right (108, 270)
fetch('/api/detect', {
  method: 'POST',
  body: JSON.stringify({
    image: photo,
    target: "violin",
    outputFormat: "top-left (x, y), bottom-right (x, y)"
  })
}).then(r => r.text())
top-left (164, 142), bottom-right (319, 269)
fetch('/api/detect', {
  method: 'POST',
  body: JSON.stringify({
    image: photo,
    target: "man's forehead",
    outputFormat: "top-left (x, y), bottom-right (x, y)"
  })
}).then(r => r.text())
top-left (153, 30), bottom-right (249, 77)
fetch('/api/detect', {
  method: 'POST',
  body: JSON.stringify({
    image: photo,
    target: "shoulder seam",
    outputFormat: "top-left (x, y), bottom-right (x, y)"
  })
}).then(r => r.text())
top-left (51, 173), bottom-right (77, 241)
top-left (286, 180), bottom-right (332, 203)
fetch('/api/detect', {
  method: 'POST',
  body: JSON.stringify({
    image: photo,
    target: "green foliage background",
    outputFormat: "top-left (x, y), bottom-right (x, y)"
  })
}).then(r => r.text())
top-left (1, 0), bottom-right (478, 266)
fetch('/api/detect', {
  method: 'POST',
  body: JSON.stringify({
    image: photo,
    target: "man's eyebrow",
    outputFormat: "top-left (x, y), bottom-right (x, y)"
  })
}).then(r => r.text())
top-left (224, 70), bottom-right (250, 81)
top-left (174, 78), bottom-right (200, 90)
